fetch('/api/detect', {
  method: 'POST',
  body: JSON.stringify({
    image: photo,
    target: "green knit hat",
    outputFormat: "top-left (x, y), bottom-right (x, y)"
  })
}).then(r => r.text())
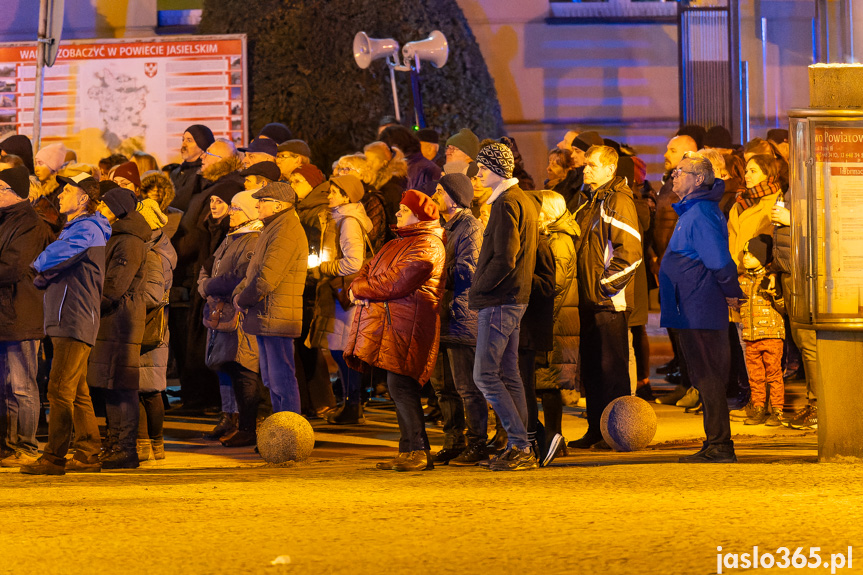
top-left (446, 128), bottom-right (480, 160)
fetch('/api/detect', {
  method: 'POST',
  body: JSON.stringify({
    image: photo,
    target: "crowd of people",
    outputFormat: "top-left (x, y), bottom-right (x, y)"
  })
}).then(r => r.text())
top-left (0, 116), bottom-right (812, 474)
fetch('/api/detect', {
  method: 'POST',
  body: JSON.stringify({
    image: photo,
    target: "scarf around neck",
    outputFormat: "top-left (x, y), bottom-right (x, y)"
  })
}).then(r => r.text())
top-left (737, 178), bottom-right (780, 210)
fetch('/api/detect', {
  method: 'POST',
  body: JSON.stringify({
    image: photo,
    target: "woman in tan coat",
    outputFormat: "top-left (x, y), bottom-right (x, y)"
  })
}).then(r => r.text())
top-left (728, 154), bottom-right (782, 273)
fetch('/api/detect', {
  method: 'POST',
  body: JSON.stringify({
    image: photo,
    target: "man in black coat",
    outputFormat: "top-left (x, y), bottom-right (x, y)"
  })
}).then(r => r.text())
top-left (170, 124), bottom-right (214, 213)
top-left (0, 166), bottom-right (53, 467)
top-left (468, 143), bottom-right (538, 471)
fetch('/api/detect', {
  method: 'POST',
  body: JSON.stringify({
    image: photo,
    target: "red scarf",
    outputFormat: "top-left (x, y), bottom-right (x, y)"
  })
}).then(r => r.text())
top-left (736, 178), bottom-right (781, 210)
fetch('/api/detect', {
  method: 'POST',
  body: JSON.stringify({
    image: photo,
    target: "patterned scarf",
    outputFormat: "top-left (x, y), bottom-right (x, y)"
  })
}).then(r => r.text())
top-left (736, 178), bottom-right (781, 210)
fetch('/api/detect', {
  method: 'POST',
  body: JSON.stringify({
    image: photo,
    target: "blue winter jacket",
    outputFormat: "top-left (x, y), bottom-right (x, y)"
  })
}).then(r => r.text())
top-left (659, 179), bottom-right (744, 330)
top-left (32, 213), bottom-right (112, 346)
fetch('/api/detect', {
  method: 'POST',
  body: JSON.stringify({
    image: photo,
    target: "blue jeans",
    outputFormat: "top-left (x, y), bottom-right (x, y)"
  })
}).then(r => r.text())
top-left (447, 345), bottom-right (488, 446)
top-left (331, 349), bottom-right (362, 405)
top-left (257, 336), bottom-right (300, 414)
top-left (473, 304), bottom-right (529, 450)
top-left (0, 340), bottom-right (40, 456)
top-left (217, 371), bottom-right (238, 413)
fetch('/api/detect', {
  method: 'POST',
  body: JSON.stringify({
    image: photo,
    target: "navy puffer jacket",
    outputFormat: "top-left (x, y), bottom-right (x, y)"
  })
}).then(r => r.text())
top-left (659, 179), bottom-right (744, 331)
top-left (439, 209), bottom-right (482, 346)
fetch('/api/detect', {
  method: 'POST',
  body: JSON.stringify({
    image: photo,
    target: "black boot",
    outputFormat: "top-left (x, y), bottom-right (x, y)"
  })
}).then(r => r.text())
top-left (203, 412), bottom-right (238, 440)
top-left (101, 449), bottom-right (139, 470)
top-left (327, 403), bottom-right (365, 425)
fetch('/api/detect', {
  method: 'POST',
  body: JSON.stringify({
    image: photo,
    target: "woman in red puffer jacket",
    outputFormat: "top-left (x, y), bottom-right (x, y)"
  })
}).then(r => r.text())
top-left (345, 189), bottom-right (445, 472)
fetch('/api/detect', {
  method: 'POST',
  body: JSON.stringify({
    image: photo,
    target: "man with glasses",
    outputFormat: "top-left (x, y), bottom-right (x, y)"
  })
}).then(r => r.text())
top-left (652, 135), bottom-right (699, 399)
top-left (233, 182), bottom-right (308, 414)
top-left (570, 145), bottom-right (642, 450)
top-left (659, 153), bottom-right (743, 463)
top-left (0, 166), bottom-right (53, 468)
top-left (275, 140), bottom-right (312, 181)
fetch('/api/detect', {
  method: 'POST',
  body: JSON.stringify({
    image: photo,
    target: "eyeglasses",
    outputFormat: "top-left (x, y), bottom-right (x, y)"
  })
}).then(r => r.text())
top-left (0, 185), bottom-right (12, 193)
top-left (257, 198), bottom-right (280, 203)
top-left (202, 150), bottom-right (222, 159)
top-left (672, 167), bottom-right (697, 177)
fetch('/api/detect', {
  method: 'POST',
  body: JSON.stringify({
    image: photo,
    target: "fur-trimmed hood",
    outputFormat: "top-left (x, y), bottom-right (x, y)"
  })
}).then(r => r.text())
top-left (202, 155), bottom-right (244, 183)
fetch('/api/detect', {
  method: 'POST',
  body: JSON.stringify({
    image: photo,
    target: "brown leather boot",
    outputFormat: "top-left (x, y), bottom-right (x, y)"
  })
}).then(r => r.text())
top-left (375, 452), bottom-right (409, 470)
top-left (393, 450), bottom-right (434, 472)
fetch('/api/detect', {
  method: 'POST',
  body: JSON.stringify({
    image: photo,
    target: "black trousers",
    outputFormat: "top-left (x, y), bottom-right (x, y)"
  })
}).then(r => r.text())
top-left (387, 370), bottom-right (429, 452)
top-left (678, 328), bottom-right (733, 447)
top-left (580, 309), bottom-right (630, 439)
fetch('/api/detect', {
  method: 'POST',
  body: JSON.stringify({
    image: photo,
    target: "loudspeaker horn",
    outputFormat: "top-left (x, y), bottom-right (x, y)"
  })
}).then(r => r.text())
top-left (353, 31), bottom-right (400, 69)
top-left (401, 30), bottom-right (449, 69)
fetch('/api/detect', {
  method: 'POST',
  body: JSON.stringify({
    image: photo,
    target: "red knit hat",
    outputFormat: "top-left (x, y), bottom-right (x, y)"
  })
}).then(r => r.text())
top-left (400, 189), bottom-right (439, 221)
top-left (109, 161), bottom-right (141, 189)
top-left (292, 163), bottom-right (325, 189)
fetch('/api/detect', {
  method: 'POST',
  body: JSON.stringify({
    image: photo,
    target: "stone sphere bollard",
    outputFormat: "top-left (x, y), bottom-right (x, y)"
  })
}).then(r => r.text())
top-left (257, 411), bottom-right (315, 463)
top-left (600, 396), bottom-right (657, 452)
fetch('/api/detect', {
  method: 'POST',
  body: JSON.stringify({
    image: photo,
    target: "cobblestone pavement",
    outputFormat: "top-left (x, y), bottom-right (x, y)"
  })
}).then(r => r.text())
top-left (3, 407), bottom-right (855, 575)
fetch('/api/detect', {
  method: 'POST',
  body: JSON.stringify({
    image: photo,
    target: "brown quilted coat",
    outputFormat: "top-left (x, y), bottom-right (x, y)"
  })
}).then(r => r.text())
top-left (344, 220), bottom-right (445, 384)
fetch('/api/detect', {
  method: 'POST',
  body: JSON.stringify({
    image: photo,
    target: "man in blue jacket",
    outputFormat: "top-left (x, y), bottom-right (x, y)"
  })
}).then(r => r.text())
top-left (659, 152), bottom-right (744, 464)
top-left (21, 173), bottom-right (111, 475)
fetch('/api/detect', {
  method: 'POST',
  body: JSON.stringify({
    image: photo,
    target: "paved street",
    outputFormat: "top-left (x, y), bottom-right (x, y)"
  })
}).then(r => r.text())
top-left (3, 318), bottom-right (857, 575)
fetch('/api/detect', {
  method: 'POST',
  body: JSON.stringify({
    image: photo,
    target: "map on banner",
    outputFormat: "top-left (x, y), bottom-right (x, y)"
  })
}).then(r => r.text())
top-left (0, 35), bottom-right (247, 166)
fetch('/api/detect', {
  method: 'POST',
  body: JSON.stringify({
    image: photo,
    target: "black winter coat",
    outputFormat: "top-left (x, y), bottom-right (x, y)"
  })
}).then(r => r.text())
top-left (574, 176), bottom-right (642, 312)
top-left (88, 211), bottom-right (151, 391)
top-left (0, 201), bottom-right (53, 341)
top-left (170, 158), bottom-right (202, 213)
top-left (297, 183), bottom-right (329, 257)
top-left (469, 183), bottom-right (538, 310)
top-left (440, 209), bottom-right (482, 346)
top-left (518, 232), bottom-right (555, 352)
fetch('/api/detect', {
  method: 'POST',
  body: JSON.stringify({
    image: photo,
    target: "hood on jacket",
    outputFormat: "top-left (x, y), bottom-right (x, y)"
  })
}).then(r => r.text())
top-left (545, 210), bottom-right (580, 238)
top-left (299, 181), bottom-right (330, 211)
top-left (112, 209), bottom-right (153, 243)
top-left (395, 219), bottom-right (443, 239)
top-left (672, 178), bottom-right (726, 216)
top-left (149, 228), bottom-right (178, 269)
top-left (591, 175), bottom-right (633, 201)
top-left (32, 212), bottom-right (112, 273)
top-left (332, 201), bottom-right (373, 233)
top-left (201, 155), bottom-right (243, 184)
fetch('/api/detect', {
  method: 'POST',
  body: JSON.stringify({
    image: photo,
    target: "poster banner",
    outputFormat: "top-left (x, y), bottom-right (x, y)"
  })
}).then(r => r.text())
top-left (0, 35), bottom-right (247, 166)
top-left (812, 125), bottom-right (863, 316)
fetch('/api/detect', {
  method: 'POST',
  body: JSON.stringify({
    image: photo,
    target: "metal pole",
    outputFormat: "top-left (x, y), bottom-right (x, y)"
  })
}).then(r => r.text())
top-left (33, 0), bottom-right (49, 152)
top-left (728, 0), bottom-right (743, 145)
top-left (387, 62), bottom-right (401, 123)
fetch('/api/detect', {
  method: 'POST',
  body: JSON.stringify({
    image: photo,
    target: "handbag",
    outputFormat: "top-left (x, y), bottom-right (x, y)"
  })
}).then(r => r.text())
top-left (202, 297), bottom-right (240, 332)
top-left (141, 293), bottom-right (169, 354)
